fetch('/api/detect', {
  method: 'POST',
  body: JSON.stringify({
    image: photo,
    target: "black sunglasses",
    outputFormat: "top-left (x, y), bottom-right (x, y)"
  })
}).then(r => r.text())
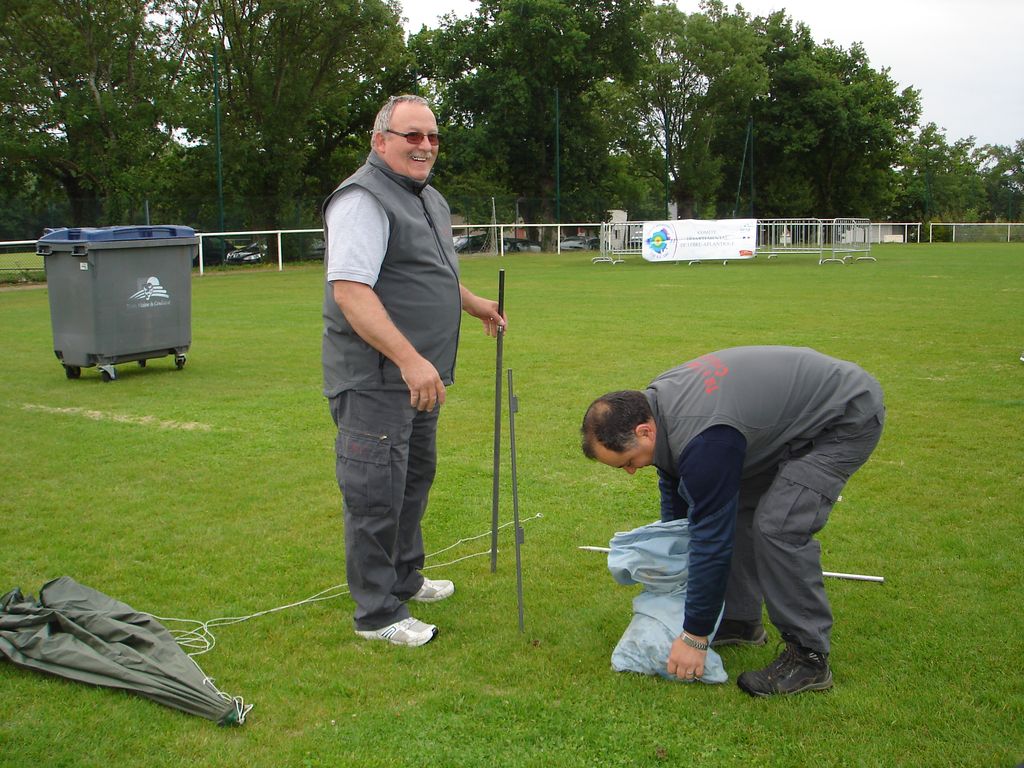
top-left (386, 129), bottom-right (440, 146)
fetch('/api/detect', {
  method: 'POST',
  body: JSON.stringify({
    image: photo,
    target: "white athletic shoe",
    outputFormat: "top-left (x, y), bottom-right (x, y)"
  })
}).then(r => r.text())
top-left (355, 617), bottom-right (437, 647)
top-left (411, 577), bottom-right (455, 603)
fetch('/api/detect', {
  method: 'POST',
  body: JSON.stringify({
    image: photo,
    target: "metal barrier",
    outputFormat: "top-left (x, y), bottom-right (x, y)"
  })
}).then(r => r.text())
top-left (756, 219), bottom-right (824, 259)
top-left (823, 218), bottom-right (874, 264)
top-left (756, 218), bottom-right (873, 264)
top-left (594, 221), bottom-right (643, 264)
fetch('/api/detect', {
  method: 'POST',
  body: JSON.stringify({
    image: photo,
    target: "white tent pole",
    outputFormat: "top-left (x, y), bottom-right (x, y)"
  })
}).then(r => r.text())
top-left (576, 547), bottom-right (884, 583)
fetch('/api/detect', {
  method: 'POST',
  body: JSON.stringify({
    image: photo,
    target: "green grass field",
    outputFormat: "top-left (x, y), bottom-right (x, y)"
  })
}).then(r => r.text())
top-left (1, 244), bottom-right (1022, 767)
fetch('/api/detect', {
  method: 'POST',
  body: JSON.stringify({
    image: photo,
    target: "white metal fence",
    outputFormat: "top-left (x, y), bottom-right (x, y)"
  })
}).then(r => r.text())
top-left (928, 222), bottom-right (1024, 243)
top-left (6, 220), bottom-right (1024, 278)
top-left (0, 240), bottom-right (39, 275)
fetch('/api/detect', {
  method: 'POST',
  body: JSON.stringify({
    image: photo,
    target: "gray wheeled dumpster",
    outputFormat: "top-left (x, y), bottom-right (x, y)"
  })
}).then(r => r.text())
top-left (37, 225), bottom-right (197, 382)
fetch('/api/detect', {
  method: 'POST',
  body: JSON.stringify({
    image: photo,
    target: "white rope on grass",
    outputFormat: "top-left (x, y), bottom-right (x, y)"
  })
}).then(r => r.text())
top-left (424, 513), bottom-right (543, 565)
top-left (151, 513), bottom-right (544, 657)
top-left (197, 670), bottom-right (253, 724)
top-left (149, 514), bottom-right (543, 720)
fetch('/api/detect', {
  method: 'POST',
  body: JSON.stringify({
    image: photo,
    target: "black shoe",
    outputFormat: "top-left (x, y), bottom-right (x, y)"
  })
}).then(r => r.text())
top-left (711, 619), bottom-right (768, 647)
top-left (737, 642), bottom-right (833, 697)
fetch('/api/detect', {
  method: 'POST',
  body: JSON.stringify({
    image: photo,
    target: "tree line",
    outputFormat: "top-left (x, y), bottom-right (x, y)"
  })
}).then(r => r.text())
top-left (1, 0), bottom-right (1020, 240)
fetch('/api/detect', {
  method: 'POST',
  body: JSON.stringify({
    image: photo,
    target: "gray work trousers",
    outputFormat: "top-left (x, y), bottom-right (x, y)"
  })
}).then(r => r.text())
top-left (723, 405), bottom-right (886, 655)
top-left (329, 389), bottom-right (438, 631)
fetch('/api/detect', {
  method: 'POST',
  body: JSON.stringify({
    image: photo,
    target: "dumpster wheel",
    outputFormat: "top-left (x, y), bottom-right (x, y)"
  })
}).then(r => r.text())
top-left (175, 354), bottom-right (187, 370)
top-left (99, 365), bottom-right (117, 383)
top-left (63, 365), bottom-right (81, 380)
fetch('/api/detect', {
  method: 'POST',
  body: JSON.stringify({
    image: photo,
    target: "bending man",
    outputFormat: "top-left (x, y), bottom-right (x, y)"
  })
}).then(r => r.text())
top-left (581, 346), bottom-right (884, 695)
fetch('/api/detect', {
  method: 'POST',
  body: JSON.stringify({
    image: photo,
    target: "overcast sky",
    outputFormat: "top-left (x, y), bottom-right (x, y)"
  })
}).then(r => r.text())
top-left (401, 0), bottom-right (1024, 148)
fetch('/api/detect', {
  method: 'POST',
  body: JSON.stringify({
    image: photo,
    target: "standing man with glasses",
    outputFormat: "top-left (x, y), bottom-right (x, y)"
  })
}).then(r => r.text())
top-left (322, 95), bottom-right (507, 646)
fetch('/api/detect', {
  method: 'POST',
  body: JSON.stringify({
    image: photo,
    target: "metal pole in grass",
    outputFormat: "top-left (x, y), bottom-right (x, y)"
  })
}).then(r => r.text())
top-left (576, 547), bottom-right (883, 583)
top-left (490, 269), bottom-right (505, 573)
top-left (507, 368), bottom-right (526, 632)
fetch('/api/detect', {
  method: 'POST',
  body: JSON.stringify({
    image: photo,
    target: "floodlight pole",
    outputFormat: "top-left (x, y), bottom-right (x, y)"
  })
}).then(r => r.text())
top-left (733, 116), bottom-right (752, 219)
top-left (748, 115), bottom-right (755, 218)
top-left (554, 87), bottom-right (560, 224)
top-left (490, 270), bottom-right (505, 573)
top-left (213, 46), bottom-right (225, 232)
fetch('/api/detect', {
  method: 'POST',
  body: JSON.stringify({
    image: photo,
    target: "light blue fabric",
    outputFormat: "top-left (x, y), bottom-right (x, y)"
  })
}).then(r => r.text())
top-left (607, 519), bottom-right (728, 684)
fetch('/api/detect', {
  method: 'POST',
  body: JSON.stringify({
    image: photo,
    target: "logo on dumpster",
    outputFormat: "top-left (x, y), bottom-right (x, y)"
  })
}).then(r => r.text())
top-left (128, 276), bottom-right (171, 308)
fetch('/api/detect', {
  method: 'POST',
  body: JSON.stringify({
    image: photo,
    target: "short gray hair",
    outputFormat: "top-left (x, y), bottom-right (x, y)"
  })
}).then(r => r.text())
top-left (372, 94), bottom-right (431, 144)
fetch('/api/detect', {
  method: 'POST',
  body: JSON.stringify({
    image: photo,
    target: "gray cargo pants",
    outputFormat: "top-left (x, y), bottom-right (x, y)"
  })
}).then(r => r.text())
top-left (723, 397), bottom-right (885, 655)
top-left (329, 389), bottom-right (438, 631)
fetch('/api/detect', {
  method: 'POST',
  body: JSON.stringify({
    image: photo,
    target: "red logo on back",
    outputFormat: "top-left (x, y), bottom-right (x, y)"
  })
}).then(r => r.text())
top-left (686, 354), bottom-right (729, 394)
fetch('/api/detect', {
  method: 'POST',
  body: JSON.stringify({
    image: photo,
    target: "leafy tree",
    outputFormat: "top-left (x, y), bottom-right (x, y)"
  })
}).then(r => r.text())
top-left (616, 1), bottom-right (768, 219)
top-left (975, 140), bottom-right (1024, 222)
top-left (741, 11), bottom-right (919, 219)
top-left (167, 0), bottom-right (411, 230)
top-left (0, 167), bottom-right (68, 239)
top-left (0, 0), bottom-right (182, 227)
top-left (1, 0), bottom-right (1018, 239)
top-left (893, 123), bottom-right (987, 222)
top-left (410, 0), bottom-right (651, 227)
top-left (0, 0), bottom-right (413, 234)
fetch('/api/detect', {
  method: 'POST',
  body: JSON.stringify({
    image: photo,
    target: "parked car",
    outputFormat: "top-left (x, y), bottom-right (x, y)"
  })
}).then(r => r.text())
top-left (192, 236), bottom-right (231, 267)
top-left (454, 234), bottom-right (542, 253)
top-left (503, 237), bottom-right (541, 252)
top-left (560, 235), bottom-right (600, 250)
top-left (306, 238), bottom-right (325, 260)
top-left (453, 233), bottom-right (491, 253)
top-left (224, 241), bottom-right (266, 264)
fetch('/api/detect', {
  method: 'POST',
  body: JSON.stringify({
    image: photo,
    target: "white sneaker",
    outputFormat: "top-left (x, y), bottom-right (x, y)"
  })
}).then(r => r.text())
top-left (411, 577), bottom-right (455, 603)
top-left (355, 617), bottom-right (437, 647)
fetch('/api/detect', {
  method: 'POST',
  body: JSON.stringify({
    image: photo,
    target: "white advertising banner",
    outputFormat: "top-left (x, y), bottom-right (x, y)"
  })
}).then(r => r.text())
top-left (641, 219), bottom-right (757, 263)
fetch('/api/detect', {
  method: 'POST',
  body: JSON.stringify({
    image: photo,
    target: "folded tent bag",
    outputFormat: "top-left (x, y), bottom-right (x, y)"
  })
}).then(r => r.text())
top-left (607, 518), bottom-right (727, 684)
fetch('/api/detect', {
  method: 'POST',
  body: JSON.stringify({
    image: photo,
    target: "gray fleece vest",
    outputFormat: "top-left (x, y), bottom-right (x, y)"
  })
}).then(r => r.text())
top-left (646, 346), bottom-right (884, 480)
top-left (322, 153), bottom-right (462, 396)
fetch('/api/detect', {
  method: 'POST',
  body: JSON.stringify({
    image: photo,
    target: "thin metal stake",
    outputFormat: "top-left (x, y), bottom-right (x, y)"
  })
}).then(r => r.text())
top-left (507, 368), bottom-right (525, 632)
top-left (490, 269), bottom-right (505, 573)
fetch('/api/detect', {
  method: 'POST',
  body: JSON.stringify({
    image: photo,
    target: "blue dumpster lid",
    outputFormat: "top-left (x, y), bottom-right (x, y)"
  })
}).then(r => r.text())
top-left (39, 225), bottom-right (196, 243)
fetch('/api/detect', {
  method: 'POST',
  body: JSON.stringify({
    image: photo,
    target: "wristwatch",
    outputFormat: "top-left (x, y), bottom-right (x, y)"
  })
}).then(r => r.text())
top-left (680, 632), bottom-right (709, 651)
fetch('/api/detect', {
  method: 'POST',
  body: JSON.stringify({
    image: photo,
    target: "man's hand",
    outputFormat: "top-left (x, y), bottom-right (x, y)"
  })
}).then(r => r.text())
top-left (666, 634), bottom-right (708, 681)
top-left (399, 356), bottom-right (446, 412)
top-left (460, 285), bottom-right (507, 338)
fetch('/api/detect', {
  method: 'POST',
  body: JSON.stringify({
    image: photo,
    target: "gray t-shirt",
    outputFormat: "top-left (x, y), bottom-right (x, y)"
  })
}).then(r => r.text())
top-left (325, 186), bottom-right (389, 285)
